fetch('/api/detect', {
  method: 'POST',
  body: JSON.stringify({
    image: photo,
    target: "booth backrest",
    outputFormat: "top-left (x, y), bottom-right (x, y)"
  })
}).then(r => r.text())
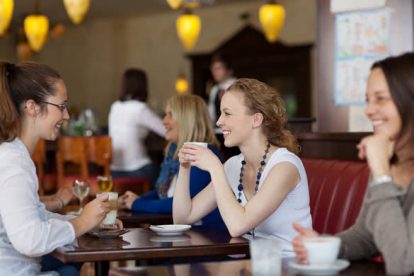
top-left (302, 158), bottom-right (370, 234)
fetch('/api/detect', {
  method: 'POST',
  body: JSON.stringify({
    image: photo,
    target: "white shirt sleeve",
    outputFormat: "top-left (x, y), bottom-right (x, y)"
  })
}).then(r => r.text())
top-left (0, 167), bottom-right (75, 257)
top-left (139, 105), bottom-right (165, 138)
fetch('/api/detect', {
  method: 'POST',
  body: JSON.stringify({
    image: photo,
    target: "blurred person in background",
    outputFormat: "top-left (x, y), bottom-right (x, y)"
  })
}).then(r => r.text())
top-left (208, 53), bottom-right (236, 130)
top-left (109, 68), bottom-right (165, 185)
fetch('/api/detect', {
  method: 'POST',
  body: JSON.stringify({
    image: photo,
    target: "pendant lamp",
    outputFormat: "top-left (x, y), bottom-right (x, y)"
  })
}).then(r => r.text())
top-left (175, 74), bottom-right (189, 94)
top-left (176, 10), bottom-right (201, 50)
top-left (259, 0), bottom-right (285, 43)
top-left (24, 14), bottom-right (49, 52)
top-left (0, 0), bottom-right (13, 36)
top-left (167, 0), bottom-right (183, 10)
top-left (63, 0), bottom-right (90, 24)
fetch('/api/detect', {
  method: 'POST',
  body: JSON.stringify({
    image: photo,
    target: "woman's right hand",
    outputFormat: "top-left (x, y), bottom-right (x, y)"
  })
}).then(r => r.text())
top-left (357, 134), bottom-right (394, 178)
top-left (292, 223), bottom-right (319, 264)
top-left (71, 194), bottom-right (110, 236)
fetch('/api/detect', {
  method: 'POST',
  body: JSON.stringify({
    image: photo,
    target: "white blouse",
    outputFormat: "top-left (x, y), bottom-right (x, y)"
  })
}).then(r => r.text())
top-left (109, 100), bottom-right (165, 171)
top-left (224, 148), bottom-right (312, 256)
top-left (0, 139), bottom-right (75, 275)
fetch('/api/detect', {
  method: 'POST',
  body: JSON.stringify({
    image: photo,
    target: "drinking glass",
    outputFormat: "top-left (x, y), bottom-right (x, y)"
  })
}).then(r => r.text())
top-left (96, 175), bottom-right (113, 192)
top-left (72, 179), bottom-right (90, 212)
top-left (249, 238), bottom-right (282, 275)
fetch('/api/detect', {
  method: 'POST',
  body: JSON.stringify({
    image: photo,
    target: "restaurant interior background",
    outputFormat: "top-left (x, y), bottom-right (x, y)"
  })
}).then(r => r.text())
top-left (0, 0), bottom-right (412, 133)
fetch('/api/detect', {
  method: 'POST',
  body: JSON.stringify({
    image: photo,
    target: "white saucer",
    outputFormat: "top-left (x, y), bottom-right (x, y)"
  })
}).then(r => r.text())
top-left (288, 259), bottom-right (350, 275)
top-left (149, 224), bottom-right (191, 236)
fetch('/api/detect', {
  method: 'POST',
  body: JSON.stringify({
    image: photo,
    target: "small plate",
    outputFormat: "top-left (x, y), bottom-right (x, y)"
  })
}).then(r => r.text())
top-left (149, 224), bottom-right (191, 236)
top-left (289, 259), bottom-right (350, 275)
top-left (88, 228), bottom-right (130, 238)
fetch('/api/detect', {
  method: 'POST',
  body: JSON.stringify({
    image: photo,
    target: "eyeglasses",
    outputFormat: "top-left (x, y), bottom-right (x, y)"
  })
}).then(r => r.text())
top-left (40, 101), bottom-right (68, 112)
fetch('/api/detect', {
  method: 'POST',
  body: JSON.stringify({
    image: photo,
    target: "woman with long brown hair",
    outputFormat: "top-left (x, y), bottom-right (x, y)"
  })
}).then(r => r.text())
top-left (0, 62), bottom-right (120, 275)
top-left (293, 53), bottom-right (414, 275)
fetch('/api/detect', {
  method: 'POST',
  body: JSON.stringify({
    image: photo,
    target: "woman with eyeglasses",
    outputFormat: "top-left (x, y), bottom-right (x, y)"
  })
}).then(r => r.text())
top-left (0, 62), bottom-right (122, 275)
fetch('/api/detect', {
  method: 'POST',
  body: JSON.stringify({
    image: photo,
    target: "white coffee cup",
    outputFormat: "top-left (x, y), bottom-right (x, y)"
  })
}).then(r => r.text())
top-left (97, 192), bottom-right (118, 226)
top-left (303, 236), bottom-right (341, 266)
top-left (184, 142), bottom-right (208, 148)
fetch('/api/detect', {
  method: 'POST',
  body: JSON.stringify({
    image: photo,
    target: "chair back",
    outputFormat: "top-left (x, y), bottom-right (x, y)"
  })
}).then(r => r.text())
top-left (85, 136), bottom-right (112, 176)
top-left (56, 136), bottom-right (88, 188)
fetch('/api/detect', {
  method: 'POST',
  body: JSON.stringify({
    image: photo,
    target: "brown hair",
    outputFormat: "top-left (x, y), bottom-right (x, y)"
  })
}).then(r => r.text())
top-left (0, 62), bottom-right (61, 143)
top-left (211, 52), bottom-right (233, 71)
top-left (227, 78), bottom-right (299, 154)
top-left (371, 53), bottom-right (414, 150)
top-left (166, 94), bottom-right (219, 158)
top-left (119, 68), bottom-right (148, 102)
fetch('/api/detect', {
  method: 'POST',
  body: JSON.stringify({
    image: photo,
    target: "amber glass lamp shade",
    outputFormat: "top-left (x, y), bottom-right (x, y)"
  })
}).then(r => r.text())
top-left (64, 0), bottom-right (90, 24)
top-left (24, 14), bottom-right (49, 52)
top-left (0, 0), bottom-right (14, 36)
top-left (175, 75), bottom-right (189, 94)
top-left (167, 0), bottom-right (183, 10)
top-left (259, 1), bottom-right (285, 43)
top-left (176, 11), bottom-right (201, 50)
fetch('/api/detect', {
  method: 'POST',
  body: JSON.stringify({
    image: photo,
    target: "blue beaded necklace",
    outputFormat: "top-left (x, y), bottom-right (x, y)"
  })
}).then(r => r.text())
top-left (237, 143), bottom-right (271, 203)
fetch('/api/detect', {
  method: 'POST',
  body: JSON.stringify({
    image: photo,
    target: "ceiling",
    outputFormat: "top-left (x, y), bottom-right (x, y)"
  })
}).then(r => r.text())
top-left (12, 0), bottom-right (254, 25)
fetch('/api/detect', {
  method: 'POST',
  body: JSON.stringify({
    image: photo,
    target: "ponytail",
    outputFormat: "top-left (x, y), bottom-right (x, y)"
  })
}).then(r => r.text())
top-left (0, 62), bottom-right (19, 143)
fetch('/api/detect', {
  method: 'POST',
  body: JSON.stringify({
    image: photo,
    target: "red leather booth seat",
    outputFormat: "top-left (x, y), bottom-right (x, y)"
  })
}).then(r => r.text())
top-left (113, 177), bottom-right (151, 196)
top-left (302, 158), bottom-right (370, 234)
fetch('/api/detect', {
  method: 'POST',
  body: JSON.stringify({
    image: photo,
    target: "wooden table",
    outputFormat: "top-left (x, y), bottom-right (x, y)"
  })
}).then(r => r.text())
top-left (109, 258), bottom-right (386, 276)
top-left (117, 210), bottom-right (173, 228)
top-left (52, 227), bottom-right (249, 276)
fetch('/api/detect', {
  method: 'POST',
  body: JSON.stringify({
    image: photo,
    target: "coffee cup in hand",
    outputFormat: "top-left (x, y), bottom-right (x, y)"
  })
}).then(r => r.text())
top-left (97, 192), bottom-right (118, 226)
top-left (184, 142), bottom-right (208, 148)
top-left (183, 142), bottom-right (208, 159)
top-left (303, 236), bottom-right (341, 266)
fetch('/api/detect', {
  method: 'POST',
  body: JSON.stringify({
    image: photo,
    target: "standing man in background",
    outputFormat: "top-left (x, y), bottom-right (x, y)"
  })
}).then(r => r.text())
top-left (208, 53), bottom-right (236, 130)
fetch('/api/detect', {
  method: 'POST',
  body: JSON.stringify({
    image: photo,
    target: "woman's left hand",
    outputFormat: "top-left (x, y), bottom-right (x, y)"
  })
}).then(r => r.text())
top-left (118, 191), bottom-right (139, 210)
top-left (55, 187), bottom-right (74, 206)
top-left (179, 144), bottom-right (221, 172)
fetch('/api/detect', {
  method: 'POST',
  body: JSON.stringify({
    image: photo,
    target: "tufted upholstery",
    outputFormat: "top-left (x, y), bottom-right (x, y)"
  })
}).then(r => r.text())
top-left (302, 158), bottom-right (370, 234)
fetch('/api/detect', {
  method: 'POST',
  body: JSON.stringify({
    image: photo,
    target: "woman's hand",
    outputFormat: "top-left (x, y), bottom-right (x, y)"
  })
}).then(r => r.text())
top-left (100, 218), bottom-right (124, 230)
top-left (292, 223), bottom-right (319, 264)
top-left (71, 193), bottom-right (111, 235)
top-left (179, 144), bottom-right (222, 173)
top-left (357, 134), bottom-right (394, 178)
top-left (118, 191), bottom-right (138, 210)
top-left (55, 187), bottom-right (74, 206)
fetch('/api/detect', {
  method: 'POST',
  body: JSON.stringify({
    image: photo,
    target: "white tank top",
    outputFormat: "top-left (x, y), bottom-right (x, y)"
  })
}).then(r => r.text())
top-left (224, 148), bottom-right (312, 256)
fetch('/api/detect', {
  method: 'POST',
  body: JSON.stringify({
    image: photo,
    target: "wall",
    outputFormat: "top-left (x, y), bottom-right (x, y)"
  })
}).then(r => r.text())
top-left (0, 0), bottom-right (316, 127)
top-left (317, 0), bottom-right (413, 132)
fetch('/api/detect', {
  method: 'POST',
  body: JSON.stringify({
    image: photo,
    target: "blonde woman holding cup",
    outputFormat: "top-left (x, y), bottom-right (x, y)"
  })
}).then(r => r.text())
top-left (174, 78), bottom-right (312, 256)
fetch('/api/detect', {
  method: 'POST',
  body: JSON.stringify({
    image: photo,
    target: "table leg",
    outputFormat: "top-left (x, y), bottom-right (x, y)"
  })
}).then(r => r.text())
top-left (95, 261), bottom-right (109, 276)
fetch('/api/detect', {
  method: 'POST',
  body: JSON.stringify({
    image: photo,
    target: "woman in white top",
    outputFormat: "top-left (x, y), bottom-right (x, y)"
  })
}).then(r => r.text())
top-left (0, 62), bottom-right (121, 275)
top-left (173, 78), bottom-right (312, 256)
top-left (109, 68), bottom-right (165, 184)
